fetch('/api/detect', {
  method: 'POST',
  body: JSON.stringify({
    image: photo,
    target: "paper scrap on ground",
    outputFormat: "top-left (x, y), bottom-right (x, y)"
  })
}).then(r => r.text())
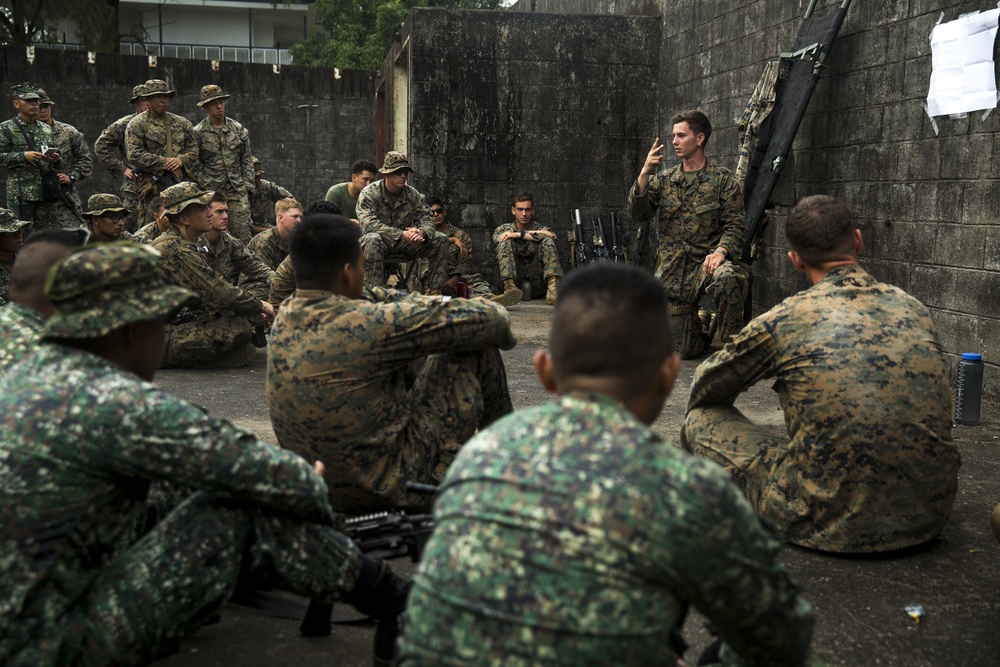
top-left (927, 8), bottom-right (1000, 117)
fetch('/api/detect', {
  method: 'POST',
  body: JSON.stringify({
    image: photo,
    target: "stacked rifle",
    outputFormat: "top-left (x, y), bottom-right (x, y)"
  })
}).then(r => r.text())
top-left (571, 209), bottom-right (629, 267)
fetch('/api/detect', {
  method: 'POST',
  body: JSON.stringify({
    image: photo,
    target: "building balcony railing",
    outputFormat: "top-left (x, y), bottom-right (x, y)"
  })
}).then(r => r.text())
top-left (34, 41), bottom-right (293, 66)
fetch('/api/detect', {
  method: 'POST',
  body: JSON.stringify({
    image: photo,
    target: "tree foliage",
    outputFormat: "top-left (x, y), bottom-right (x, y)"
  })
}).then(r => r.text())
top-left (292, 0), bottom-right (504, 70)
top-left (1, 0), bottom-right (119, 52)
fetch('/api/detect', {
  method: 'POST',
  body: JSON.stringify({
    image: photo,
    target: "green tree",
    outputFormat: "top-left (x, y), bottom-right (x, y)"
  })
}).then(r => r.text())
top-left (1, 0), bottom-right (119, 52)
top-left (292, 0), bottom-right (504, 70)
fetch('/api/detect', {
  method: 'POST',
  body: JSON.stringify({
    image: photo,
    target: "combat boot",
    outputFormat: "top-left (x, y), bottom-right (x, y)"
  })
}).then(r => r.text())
top-left (492, 280), bottom-right (523, 307)
top-left (545, 276), bottom-right (560, 305)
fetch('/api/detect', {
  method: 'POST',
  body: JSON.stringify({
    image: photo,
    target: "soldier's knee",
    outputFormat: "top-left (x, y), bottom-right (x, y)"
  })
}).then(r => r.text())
top-left (360, 233), bottom-right (385, 254)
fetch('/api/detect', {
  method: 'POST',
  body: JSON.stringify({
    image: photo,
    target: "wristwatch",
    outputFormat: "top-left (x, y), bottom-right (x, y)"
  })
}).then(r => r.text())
top-left (519, 230), bottom-right (526, 238)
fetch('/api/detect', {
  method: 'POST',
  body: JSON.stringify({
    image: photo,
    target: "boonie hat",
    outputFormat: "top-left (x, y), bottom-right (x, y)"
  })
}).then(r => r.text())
top-left (83, 194), bottom-right (131, 219)
top-left (160, 182), bottom-right (213, 215)
top-left (43, 243), bottom-right (197, 339)
top-left (36, 88), bottom-right (54, 105)
top-left (379, 151), bottom-right (412, 175)
top-left (197, 84), bottom-right (231, 107)
top-left (0, 208), bottom-right (31, 234)
top-left (141, 79), bottom-right (176, 98)
top-left (11, 83), bottom-right (41, 100)
top-left (129, 83), bottom-right (148, 104)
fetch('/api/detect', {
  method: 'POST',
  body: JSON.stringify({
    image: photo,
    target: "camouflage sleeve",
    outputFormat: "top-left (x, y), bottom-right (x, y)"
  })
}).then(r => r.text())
top-left (627, 172), bottom-right (663, 221)
top-left (240, 127), bottom-right (256, 194)
top-left (492, 223), bottom-right (512, 245)
top-left (454, 227), bottom-right (475, 276)
top-left (178, 118), bottom-right (199, 172)
top-left (687, 316), bottom-right (778, 412)
top-left (269, 257), bottom-right (295, 306)
top-left (67, 126), bottom-right (93, 182)
top-left (413, 193), bottom-right (436, 239)
top-left (716, 170), bottom-right (746, 256)
top-left (94, 119), bottom-right (125, 177)
top-left (231, 242), bottom-right (275, 302)
top-left (125, 116), bottom-right (167, 174)
top-left (0, 122), bottom-right (29, 169)
top-left (356, 188), bottom-right (402, 242)
top-left (168, 243), bottom-right (262, 317)
top-left (665, 460), bottom-right (814, 666)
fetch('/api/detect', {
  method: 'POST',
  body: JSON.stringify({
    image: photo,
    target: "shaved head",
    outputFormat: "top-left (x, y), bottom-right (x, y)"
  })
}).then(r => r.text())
top-left (8, 230), bottom-right (87, 316)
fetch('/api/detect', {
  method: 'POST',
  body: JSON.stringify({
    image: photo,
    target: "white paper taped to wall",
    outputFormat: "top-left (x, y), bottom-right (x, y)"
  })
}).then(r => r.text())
top-left (927, 8), bottom-right (1000, 117)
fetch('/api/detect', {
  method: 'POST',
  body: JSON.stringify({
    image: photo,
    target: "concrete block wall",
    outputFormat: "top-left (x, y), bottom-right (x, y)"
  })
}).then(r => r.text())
top-left (0, 46), bottom-right (376, 220)
top-left (400, 8), bottom-right (660, 286)
top-left (659, 0), bottom-right (1000, 397)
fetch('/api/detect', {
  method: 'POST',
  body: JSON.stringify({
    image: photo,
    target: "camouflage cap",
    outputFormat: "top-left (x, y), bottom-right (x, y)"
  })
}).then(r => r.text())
top-left (83, 193), bottom-right (131, 219)
top-left (379, 151), bottom-right (412, 175)
top-left (11, 82), bottom-right (41, 100)
top-left (140, 79), bottom-right (175, 98)
top-left (129, 83), bottom-right (148, 103)
top-left (161, 182), bottom-right (213, 215)
top-left (43, 243), bottom-right (197, 339)
top-left (252, 156), bottom-right (265, 175)
top-left (0, 207), bottom-right (31, 234)
top-left (197, 84), bottom-right (231, 107)
top-left (37, 88), bottom-right (54, 105)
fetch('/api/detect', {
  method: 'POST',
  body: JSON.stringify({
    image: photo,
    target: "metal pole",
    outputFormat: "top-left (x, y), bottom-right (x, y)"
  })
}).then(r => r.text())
top-left (841, 0), bottom-right (853, 9)
top-left (805, 0), bottom-right (818, 19)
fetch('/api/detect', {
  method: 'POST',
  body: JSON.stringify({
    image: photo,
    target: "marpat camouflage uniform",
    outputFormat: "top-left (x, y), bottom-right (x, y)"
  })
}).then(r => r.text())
top-left (44, 119), bottom-right (92, 228)
top-left (0, 302), bottom-right (43, 375)
top-left (131, 221), bottom-right (163, 245)
top-left (194, 117), bottom-right (255, 244)
top-left (682, 264), bottom-right (960, 553)
top-left (124, 111), bottom-right (198, 228)
top-left (357, 180), bottom-right (450, 292)
top-left (249, 178), bottom-right (292, 229)
top-left (205, 230), bottom-right (273, 302)
top-left (268, 287), bottom-right (515, 514)
top-left (151, 227), bottom-right (260, 365)
top-left (417, 222), bottom-right (493, 297)
top-left (0, 344), bottom-right (362, 666)
top-left (397, 391), bottom-right (816, 667)
top-left (627, 159), bottom-right (748, 358)
top-left (492, 220), bottom-right (564, 284)
top-left (94, 112), bottom-right (142, 231)
top-left (245, 226), bottom-right (287, 271)
top-left (269, 256), bottom-right (295, 306)
top-left (0, 115), bottom-right (61, 225)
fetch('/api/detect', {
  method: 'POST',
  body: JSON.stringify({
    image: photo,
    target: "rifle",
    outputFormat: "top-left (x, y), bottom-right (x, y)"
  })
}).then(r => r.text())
top-left (592, 217), bottom-right (610, 262)
top-left (608, 212), bottom-right (625, 263)
top-left (572, 209), bottom-right (590, 269)
top-left (300, 482), bottom-right (437, 637)
top-left (632, 215), bottom-right (652, 268)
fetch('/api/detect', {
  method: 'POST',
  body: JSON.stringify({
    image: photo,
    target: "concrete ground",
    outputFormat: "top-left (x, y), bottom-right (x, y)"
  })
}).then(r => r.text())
top-left (153, 301), bottom-right (1000, 667)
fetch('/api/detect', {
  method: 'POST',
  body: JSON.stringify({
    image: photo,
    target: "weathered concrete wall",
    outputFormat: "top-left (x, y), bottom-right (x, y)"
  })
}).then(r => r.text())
top-left (395, 8), bottom-right (660, 285)
top-left (660, 0), bottom-right (1000, 396)
top-left (507, 0), bottom-right (660, 15)
top-left (0, 46), bottom-right (376, 219)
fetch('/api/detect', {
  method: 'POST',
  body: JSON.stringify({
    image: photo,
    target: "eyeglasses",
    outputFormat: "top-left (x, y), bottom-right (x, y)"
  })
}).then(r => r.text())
top-left (99, 213), bottom-right (128, 223)
top-left (430, 208), bottom-right (445, 215)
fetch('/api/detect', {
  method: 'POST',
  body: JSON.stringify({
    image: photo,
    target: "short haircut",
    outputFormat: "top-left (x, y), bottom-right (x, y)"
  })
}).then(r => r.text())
top-left (512, 192), bottom-right (533, 206)
top-left (288, 214), bottom-right (361, 283)
top-left (210, 191), bottom-right (228, 205)
top-left (150, 196), bottom-right (165, 211)
top-left (304, 200), bottom-right (342, 216)
top-left (275, 197), bottom-right (302, 217)
top-left (550, 264), bottom-right (672, 397)
top-left (785, 194), bottom-right (856, 265)
top-left (424, 196), bottom-right (443, 209)
top-left (8, 229), bottom-right (87, 293)
top-left (352, 159), bottom-right (377, 176)
top-left (671, 110), bottom-right (712, 144)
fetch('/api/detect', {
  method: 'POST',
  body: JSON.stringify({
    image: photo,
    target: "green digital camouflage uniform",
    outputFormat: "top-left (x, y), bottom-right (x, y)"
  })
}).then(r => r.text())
top-left (205, 230), bottom-right (273, 301)
top-left (41, 119), bottom-right (91, 228)
top-left (324, 181), bottom-right (360, 220)
top-left (0, 302), bottom-right (43, 375)
top-left (268, 287), bottom-right (515, 514)
top-left (94, 112), bottom-right (142, 231)
top-left (418, 222), bottom-right (492, 297)
top-left (627, 159), bottom-right (748, 358)
top-left (356, 180), bottom-right (450, 292)
top-left (397, 391), bottom-right (816, 667)
top-left (269, 256), bottom-right (295, 306)
top-left (0, 259), bottom-right (11, 306)
top-left (249, 178), bottom-right (293, 229)
top-left (682, 264), bottom-right (960, 553)
top-left (492, 220), bottom-right (564, 285)
top-left (124, 110), bottom-right (198, 229)
top-left (245, 225), bottom-right (287, 271)
top-left (151, 227), bottom-right (260, 366)
top-left (0, 210), bottom-right (30, 305)
top-left (0, 114), bottom-right (61, 226)
top-left (194, 117), bottom-right (255, 244)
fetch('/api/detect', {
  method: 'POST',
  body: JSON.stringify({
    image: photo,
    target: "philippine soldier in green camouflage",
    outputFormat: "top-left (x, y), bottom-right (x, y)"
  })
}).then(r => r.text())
top-left (0, 83), bottom-right (60, 226)
top-left (82, 194), bottom-right (133, 242)
top-left (245, 197), bottom-right (301, 271)
top-left (151, 183), bottom-right (274, 368)
top-left (398, 264), bottom-right (817, 667)
top-left (193, 85), bottom-right (255, 245)
top-left (249, 157), bottom-right (293, 231)
top-left (268, 215), bottom-right (515, 514)
top-left (36, 90), bottom-right (91, 228)
top-left (356, 152), bottom-right (450, 294)
top-left (0, 242), bottom-right (411, 666)
top-left (94, 84), bottom-right (149, 232)
top-left (493, 193), bottom-right (562, 304)
top-left (682, 195), bottom-right (959, 553)
top-left (204, 192), bottom-right (272, 300)
top-left (0, 208), bottom-right (31, 306)
top-left (125, 80), bottom-right (199, 229)
top-left (627, 111), bottom-right (748, 359)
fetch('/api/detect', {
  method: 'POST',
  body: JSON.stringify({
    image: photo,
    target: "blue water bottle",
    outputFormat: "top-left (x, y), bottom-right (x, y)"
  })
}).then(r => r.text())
top-left (955, 353), bottom-right (984, 426)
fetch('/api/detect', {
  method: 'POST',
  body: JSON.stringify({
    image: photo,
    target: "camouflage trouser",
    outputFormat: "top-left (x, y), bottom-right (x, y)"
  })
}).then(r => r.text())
top-left (164, 315), bottom-right (252, 367)
top-left (225, 190), bottom-right (253, 246)
top-left (660, 257), bottom-right (749, 358)
top-left (50, 189), bottom-right (84, 229)
top-left (17, 200), bottom-right (70, 231)
top-left (61, 491), bottom-right (362, 666)
top-left (122, 187), bottom-right (140, 233)
top-left (361, 231), bottom-right (450, 293)
top-left (496, 237), bottom-right (564, 283)
top-left (466, 273), bottom-right (494, 298)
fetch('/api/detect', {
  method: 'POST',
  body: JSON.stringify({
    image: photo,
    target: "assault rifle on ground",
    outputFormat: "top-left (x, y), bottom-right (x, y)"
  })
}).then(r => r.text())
top-left (608, 212), bottom-right (625, 263)
top-left (572, 209), bottom-right (590, 269)
top-left (592, 217), bottom-right (610, 261)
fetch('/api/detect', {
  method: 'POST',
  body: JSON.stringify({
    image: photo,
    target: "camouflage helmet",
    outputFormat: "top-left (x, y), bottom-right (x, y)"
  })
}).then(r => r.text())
top-left (43, 243), bottom-right (197, 339)
top-left (83, 193), bottom-right (131, 219)
top-left (0, 207), bottom-right (31, 234)
top-left (197, 84), bottom-right (231, 107)
top-left (10, 82), bottom-right (41, 101)
top-left (379, 151), bottom-right (412, 175)
top-left (160, 182), bottom-right (213, 215)
top-left (252, 156), bottom-right (265, 175)
top-left (36, 88), bottom-right (54, 105)
top-left (140, 79), bottom-right (175, 98)
top-left (129, 83), bottom-right (148, 103)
